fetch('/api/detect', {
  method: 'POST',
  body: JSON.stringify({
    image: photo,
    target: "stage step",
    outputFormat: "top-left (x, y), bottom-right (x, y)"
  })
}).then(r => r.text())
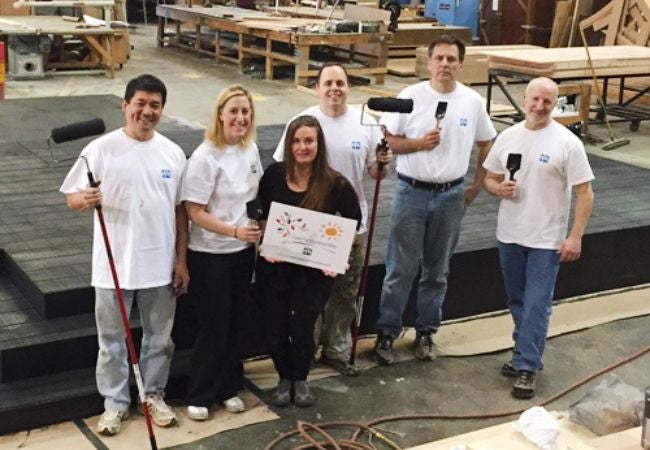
top-left (0, 350), bottom-right (192, 435)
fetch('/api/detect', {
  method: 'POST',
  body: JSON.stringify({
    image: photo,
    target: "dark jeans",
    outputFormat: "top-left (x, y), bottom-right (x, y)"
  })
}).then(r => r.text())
top-left (261, 261), bottom-right (334, 381)
top-left (185, 246), bottom-right (255, 407)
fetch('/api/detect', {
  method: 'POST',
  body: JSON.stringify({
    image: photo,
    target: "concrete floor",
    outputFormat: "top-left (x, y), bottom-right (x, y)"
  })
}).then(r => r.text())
top-left (4, 24), bottom-right (650, 450)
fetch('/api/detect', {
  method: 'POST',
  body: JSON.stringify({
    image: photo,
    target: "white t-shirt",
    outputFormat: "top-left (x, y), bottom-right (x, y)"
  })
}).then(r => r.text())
top-left (483, 120), bottom-right (595, 249)
top-left (182, 141), bottom-right (263, 254)
top-left (60, 129), bottom-right (187, 290)
top-left (273, 106), bottom-right (381, 233)
top-left (380, 81), bottom-right (497, 183)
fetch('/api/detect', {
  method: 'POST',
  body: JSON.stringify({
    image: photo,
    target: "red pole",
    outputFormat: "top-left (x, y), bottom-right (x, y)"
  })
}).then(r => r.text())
top-left (349, 137), bottom-right (388, 365)
top-left (84, 160), bottom-right (158, 450)
top-left (0, 41), bottom-right (5, 101)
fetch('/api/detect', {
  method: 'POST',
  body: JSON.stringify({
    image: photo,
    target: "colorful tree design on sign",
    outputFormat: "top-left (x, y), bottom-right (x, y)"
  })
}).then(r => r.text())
top-left (275, 211), bottom-right (308, 237)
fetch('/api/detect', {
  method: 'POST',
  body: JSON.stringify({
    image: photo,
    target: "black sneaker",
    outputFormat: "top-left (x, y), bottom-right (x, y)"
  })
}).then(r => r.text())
top-left (414, 332), bottom-right (436, 361)
top-left (373, 334), bottom-right (394, 365)
top-left (512, 370), bottom-right (536, 399)
top-left (501, 362), bottom-right (517, 378)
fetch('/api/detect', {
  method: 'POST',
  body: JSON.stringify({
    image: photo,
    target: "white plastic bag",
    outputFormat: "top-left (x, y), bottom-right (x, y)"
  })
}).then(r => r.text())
top-left (518, 406), bottom-right (560, 450)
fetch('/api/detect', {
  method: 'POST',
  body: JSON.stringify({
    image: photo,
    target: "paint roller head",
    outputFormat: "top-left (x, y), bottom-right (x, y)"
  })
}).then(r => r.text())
top-left (602, 138), bottom-right (631, 151)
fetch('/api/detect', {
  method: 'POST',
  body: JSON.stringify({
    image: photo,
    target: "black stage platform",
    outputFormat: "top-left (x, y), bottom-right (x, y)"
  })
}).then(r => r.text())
top-left (1, 96), bottom-right (650, 434)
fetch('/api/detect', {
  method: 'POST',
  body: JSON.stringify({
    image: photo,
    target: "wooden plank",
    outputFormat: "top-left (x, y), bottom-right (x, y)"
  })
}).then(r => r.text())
top-left (343, 4), bottom-right (389, 22)
top-left (486, 46), bottom-right (650, 72)
top-left (387, 57), bottom-right (414, 76)
top-left (549, 0), bottom-right (571, 47)
top-left (488, 61), bottom-right (650, 78)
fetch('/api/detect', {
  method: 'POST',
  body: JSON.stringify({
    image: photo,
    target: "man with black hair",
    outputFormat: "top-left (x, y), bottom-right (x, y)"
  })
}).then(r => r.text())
top-left (373, 35), bottom-right (496, 365)
top-left (60, 74), bottom-right (189, 436)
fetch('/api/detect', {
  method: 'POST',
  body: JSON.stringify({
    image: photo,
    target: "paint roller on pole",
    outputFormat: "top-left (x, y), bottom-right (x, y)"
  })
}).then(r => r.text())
top-left (351, 97), bottom-right (413, 365)
top-left (50, 118), bottom-right (159, 450)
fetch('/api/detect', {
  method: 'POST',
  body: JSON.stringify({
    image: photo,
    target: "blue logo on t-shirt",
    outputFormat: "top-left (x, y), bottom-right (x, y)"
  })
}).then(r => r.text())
top-left (351, 141), bottom-right (361, 151)
top-left (161, 169), bottom-right (172, 179)
top-left (459, 118), bottom-right (468, 127)
top-left (539, 154), bottom-right (550, 163)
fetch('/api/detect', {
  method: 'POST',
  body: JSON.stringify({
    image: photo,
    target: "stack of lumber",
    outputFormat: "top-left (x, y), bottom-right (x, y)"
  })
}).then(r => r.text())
top-left (160, 4), bottom-right (327, 31)
top-left (414, 44), bottom-right (543, 83)
top-left (486, 45), bottom-right (650, 78)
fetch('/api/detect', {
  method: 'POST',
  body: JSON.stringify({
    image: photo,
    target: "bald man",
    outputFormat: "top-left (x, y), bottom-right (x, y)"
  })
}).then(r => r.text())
top-left (483, 77), bottom-right (594, 399)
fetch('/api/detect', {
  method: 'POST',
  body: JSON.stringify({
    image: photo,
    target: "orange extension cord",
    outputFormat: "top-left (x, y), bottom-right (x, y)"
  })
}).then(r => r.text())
top-left (264, 344), bottom-right (650, 450)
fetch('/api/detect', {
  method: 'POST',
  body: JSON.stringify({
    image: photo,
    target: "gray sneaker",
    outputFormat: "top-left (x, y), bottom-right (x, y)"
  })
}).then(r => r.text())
top-left (512, 371), bottom-right (536, 399)
top-left (414, 332), bottom-right (436, 361)
top-left (143, 394), bottom-right (177, 427)
top-left (294, 380), bottom-right (315, 407)
top-left (373, 334), bottom-right (394, 365)
top-left (97, 408), bottom-right (130, 436)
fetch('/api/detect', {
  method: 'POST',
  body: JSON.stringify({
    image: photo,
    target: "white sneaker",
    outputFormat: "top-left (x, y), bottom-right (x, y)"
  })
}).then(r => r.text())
top-left (143, 394), bottom-right (177, 427)
top-left (223, 396), bottom-right (245, 413)
top-left (96, 408), bottom-right (130, 436)
top-left (186, 405), bottom-right (209, 421)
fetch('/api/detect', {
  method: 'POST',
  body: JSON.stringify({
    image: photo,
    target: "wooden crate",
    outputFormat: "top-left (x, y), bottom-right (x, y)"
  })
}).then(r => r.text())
top-left (0, 0), bottom-right (29, 15)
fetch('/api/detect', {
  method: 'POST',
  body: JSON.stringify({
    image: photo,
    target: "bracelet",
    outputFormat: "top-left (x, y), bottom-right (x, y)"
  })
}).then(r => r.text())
top-left (233, 226), bottom-right (238, 238)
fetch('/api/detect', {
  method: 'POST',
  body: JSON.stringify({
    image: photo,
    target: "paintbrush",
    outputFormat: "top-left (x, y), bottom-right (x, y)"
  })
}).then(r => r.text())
top-left (506, 153), bottom-right (522, 181)
top-left (435, 101), bottom-right (447, 129)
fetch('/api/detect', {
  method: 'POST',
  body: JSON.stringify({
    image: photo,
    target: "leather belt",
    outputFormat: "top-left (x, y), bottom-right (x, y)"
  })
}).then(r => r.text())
top-left (397, 173), bottom-right (464, 192)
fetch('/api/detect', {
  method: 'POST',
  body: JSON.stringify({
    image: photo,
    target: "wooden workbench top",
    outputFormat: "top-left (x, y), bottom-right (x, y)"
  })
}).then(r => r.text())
top-left (0, 15), bottom-right (118, 35)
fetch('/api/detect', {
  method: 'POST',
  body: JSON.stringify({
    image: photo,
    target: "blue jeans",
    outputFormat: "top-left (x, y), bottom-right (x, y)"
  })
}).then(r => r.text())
top-left (377, 179), bottom-right (465, 338)
top-left (498, 242), bottom-right (560, 373)
top-left (95, 285), bottom-right (176, 411)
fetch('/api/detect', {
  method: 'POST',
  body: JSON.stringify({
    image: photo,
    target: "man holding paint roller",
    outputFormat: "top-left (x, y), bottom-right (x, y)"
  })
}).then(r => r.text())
top-left (483, 77), bottom-right (594, 399)
top-left (60, 74), bottom-right (189, 436)
top-left (373, 35), bottom-right (496, 365)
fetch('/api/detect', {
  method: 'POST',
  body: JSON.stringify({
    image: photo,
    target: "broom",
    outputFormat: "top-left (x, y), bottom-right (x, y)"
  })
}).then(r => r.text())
top-left (579, 27), bottom-right (630, 150)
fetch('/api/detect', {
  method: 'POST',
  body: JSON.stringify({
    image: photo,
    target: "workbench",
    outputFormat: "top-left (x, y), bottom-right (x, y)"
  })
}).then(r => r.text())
top-left (263, 4), bottom-right (472, 58)
top-left (0, 15), bottom-right (128, 78)
top-left (156, 4), bottom-right (392, 87)
top-left (485, 46), bottom-right (650, 131)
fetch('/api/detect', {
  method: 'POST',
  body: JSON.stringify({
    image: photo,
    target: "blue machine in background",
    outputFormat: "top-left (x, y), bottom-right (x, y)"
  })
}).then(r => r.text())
top-left (424, 0), bottom-right (479, 39)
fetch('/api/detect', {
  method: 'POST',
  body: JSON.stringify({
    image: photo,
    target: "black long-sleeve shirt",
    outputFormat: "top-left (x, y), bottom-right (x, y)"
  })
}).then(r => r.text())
top-left (258, 162), bottom-right (361, 227)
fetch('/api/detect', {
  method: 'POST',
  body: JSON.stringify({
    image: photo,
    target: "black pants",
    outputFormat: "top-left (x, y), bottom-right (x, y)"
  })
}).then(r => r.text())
top-left (185, 246), bottom-right (254, 407)
top-left (261, 261), bottom-right (334, 381)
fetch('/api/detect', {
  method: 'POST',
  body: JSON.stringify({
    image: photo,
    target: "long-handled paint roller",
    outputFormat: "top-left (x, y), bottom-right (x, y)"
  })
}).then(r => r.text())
top-left (351, 97), bottom-right (414, 365)
top-left (579, 27), bottom-right (630, 151)
top-left (51, 119), bottom-right (159, 447)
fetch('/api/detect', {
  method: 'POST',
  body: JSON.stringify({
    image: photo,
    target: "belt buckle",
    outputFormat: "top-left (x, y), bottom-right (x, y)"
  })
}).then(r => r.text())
top-left (441, 182), bottom-right (451, 191)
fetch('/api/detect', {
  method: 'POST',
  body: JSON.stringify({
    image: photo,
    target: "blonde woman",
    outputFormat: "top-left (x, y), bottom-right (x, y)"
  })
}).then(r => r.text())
top-left (182, 85), bottom-right (262, 420)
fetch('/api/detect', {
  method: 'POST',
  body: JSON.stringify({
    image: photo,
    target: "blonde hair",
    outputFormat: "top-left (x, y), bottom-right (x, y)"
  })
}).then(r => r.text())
top-left (205, 85), bottom-right (256, 149)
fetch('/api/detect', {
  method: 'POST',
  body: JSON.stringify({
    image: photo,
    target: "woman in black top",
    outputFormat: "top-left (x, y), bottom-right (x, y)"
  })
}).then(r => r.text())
top-left (258, 115), bottom-right (361, 407)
